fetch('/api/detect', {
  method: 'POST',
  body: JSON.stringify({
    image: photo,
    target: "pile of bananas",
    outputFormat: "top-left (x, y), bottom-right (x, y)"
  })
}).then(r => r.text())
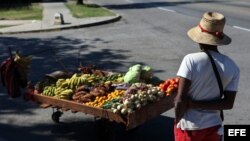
top-left (42, 86), bottom-right (56, 96)
top-left (55, 75), bottom-right (85, 90)
top-left (42, 85), bottom-right (73, 100)
top-left (63, 73), bottom-right (105, 89)
top-left (40, 71), bottom-right (125, 101)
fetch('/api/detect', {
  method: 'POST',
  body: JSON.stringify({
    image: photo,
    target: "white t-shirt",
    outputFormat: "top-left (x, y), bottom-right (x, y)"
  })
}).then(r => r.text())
top-left (176, 50), bottom-right (240, 130)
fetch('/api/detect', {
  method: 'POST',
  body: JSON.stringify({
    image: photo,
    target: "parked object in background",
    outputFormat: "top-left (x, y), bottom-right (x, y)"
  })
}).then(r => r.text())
top-left (54, 12), bottom-right (64, 25)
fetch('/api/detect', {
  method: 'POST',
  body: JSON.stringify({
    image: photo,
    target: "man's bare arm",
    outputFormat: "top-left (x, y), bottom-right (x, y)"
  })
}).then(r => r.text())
top-left (188, 91), bottom-right (236, 110)
top-left (174, 77), bottom-right (191, 123)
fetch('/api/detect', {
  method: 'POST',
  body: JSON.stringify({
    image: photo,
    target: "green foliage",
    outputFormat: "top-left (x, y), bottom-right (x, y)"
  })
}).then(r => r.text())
top-left (65, 2), bottom-right (115, 18)
top-left (0, 4), bottom-right (42, 20)
top-left (0, 25), bottom-right (12, 28)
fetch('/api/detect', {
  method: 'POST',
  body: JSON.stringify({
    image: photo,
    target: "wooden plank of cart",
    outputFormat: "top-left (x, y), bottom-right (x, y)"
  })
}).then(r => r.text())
top-left (32, 92), bottom-right (175, 130)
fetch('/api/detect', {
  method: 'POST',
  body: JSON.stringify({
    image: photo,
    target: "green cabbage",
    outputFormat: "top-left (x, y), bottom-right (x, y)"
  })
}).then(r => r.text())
top-left (124, 64), bottom-right (153, 84)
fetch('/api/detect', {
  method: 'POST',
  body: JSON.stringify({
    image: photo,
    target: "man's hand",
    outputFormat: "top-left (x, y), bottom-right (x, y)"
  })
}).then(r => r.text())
top-left (175, 99), bottom-right (188, 123)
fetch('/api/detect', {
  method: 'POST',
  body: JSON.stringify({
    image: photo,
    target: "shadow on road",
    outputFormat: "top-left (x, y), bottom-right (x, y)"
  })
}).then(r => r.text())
top-left (0, 114), bottom-right (174, 141)
top-left (0, 36), bottom-right (131, 83)
top-left (0, 35), bottom-right (165, 86)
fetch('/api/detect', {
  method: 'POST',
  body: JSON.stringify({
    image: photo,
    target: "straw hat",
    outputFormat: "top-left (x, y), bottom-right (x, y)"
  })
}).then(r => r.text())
top-left (187, 12), bottom-right (231, 46)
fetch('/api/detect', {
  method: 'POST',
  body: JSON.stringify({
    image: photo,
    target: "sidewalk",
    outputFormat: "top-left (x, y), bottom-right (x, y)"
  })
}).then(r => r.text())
top-left (0, 2), bottom-right (121, 34)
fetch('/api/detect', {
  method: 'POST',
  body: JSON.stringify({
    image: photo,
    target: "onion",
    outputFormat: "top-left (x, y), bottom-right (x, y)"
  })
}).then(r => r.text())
top-left (147, 90), bottom-right (152, 95)
top-left (124, 100), bottom-right (131, 106)
top-left (136, 103), bottom-right (141, 109)
top-left (157, 91), bottom-right (165, 97)
top-left (112, 103), bottom-right (117, 108)
top-left (130, 95), bottom-right (135, 100)
top-left (127, 108), bottom-right (133, 114)
top-left (121, 108), bottom-right (128, 114)
top-left (151, 88), bottom-right (157, 94)
top-left (134, 100), bottom-right (140, 104)
top-left (117, 104), bottom-right (123, 110)
top-left (148, 95), bottom-right (154, 101)
top-left (112, 109), bottom-right (119, 114)
top-left (138, 94), bottom-right (143, 99)
top-left (134, 94), bottom-right (138, 98)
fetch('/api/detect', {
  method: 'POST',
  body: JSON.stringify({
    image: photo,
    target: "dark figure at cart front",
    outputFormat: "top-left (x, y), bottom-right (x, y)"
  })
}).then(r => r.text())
top-left (174, 12), bottom-right (240, 141)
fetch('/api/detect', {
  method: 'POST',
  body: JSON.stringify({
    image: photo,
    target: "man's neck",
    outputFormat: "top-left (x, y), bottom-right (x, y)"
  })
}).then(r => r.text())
top-left (199, 44), bottom-right (219, 52)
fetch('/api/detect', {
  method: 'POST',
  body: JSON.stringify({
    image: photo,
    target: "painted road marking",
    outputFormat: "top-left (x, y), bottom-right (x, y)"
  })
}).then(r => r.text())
top-left (125, 0), bottom-right (133, 3)
top-left (157, 7), bottom-right (176, 13)
top-left (233, 26), bottom-right (250, 32)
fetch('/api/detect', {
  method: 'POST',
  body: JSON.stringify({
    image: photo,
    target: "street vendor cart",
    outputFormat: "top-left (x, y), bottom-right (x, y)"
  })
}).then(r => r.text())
top-left (31, 89), bottom-right (175, 130)
top-left (1, 51), bottom-right (178, 140)
top-left (26, 64), bottom-right (178, 131)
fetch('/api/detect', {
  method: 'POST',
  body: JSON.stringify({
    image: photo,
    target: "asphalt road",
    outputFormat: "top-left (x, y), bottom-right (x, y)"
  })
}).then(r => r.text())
top-left (0, 0), bottom-right (250, 141)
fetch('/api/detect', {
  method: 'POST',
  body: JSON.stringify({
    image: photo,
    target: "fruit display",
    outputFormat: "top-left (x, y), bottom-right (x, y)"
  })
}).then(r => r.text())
top-left (0, 51), bottom-right (31, 98)
top-left (159, 77), bottom-right (179, 96)
top-left (39, 70), bottom-right (123, 100)
top-left (86, 89), bottom-right (125, 108)
top-left (34, 64), bottom-right (178, 116)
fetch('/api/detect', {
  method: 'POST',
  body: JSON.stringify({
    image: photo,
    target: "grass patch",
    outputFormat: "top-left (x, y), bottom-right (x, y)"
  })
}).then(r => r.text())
top-left (0, 4), bottom-right (43, 20)
top-left (65, 2), bottom-right (115, 18)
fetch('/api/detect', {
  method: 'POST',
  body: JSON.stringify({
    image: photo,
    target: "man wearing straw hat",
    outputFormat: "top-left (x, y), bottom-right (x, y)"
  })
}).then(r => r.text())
top-left (174, 12), bottom-right (240, 141)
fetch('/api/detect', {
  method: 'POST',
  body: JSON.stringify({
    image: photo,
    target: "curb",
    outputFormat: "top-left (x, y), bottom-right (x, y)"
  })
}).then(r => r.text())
top-left (0, 14), bottom-right (122, 35)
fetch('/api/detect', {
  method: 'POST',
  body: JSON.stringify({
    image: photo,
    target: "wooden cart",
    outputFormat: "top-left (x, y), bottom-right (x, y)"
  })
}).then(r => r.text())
top-left (32, 92), bottom-right (175, 130)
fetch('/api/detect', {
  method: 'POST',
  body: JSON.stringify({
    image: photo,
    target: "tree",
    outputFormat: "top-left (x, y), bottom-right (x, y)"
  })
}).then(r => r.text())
top-left (77, 0), bottom-right (84, 5)
top-left (0, 0), bottom-right (31, 4)
top-left (0, 0), bottom-right (31, 7)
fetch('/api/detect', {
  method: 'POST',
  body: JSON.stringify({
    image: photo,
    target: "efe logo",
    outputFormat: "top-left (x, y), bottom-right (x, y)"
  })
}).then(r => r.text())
top-left (228, 129), bottom-right (246, 136)
top-left (224, 125), bottom-right (250, 140)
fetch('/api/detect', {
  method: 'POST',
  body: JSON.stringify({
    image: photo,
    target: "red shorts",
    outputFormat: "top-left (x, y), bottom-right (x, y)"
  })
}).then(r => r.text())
top-left (174, 124), bottom-right (222, 141)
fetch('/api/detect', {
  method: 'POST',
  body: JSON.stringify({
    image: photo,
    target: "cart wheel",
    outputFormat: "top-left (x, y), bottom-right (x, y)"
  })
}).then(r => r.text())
top-left (52, 110), bottom-right (63, 123)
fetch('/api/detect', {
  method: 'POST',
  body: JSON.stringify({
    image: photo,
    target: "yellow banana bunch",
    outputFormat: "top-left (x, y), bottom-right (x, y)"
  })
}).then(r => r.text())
top-left (68, 77), bottom-right (79, 89)
top-left (67, 74), bottom-right (89, 89)
top-left (56, 79), bottom-right (65, 87)
top-left (59, 79), bottom-right (70, 88)
top-left (54, 89), bottom-right (73, 100)
top-left (54, 87), bottom-right (67, 95)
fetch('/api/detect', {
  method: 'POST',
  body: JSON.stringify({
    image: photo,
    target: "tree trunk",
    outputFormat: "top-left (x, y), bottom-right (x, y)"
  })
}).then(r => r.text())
top-left (76, 0), bottom-right (84, 5)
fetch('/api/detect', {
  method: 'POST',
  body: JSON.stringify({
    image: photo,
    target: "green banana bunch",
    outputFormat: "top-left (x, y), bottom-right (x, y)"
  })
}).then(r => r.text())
top-left (42, 86), bottom-right (56, 96)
